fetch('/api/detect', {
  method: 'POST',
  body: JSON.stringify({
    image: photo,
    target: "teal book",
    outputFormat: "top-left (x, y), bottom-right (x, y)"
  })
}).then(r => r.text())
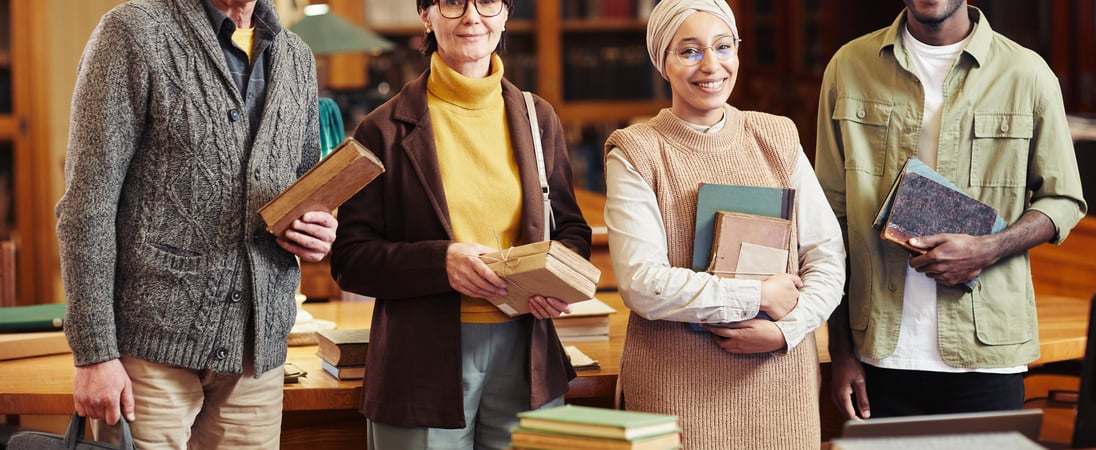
top-left (0, 303), bottom-right (66, 333)
top-left (517, 404), bottom-right (680, 441)
top-left (691, 183), bottom-right (795, 272)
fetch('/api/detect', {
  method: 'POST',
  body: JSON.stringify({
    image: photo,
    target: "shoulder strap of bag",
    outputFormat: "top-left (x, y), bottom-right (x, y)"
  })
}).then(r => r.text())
top-left (523, 91), bottom-right (553, 241)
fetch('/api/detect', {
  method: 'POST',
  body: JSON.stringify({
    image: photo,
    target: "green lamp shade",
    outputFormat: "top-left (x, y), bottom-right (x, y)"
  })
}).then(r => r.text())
top-left (289, 12), bottom-right (395, 56)
top-left (318, 97), bottom-right (345, 159)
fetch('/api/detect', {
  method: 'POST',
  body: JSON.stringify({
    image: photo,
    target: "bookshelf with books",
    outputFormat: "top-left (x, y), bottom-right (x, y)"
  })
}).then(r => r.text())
top-left (0, 0), bottom-right (58, 306)
top-left (358, 0), bottom-right (668, 131)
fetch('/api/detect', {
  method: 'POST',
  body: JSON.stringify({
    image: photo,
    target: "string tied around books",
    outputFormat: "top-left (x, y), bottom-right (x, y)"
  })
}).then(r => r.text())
top-left (480, 230), bottom-right (535, 295)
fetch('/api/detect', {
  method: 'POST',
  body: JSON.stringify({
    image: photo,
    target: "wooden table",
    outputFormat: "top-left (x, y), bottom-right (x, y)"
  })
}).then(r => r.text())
top-left (0, 297), bottom-right (626, 448)
top-left (0, 294), bottom-right (1087, 448)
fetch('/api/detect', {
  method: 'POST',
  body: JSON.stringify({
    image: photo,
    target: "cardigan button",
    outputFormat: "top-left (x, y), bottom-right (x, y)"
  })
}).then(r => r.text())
top-left (214, 347), bottom-right (229, 359)
top-left (229, 290), bottom-right (243, 303)
top-left (228, 109), bottom-right (240, 122)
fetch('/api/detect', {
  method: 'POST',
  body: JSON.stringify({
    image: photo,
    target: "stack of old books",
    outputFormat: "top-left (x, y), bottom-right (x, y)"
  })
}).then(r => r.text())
top-left (0, 303), bottom-right (71, 361)
top-left (512, 405), bottom-right (681, 450)
top-left (552, 297), bottom-right (616, 342)
top-left (480, 241), bottom-right (601, 317)
top-left (315, 328), bottom-right (369, 380)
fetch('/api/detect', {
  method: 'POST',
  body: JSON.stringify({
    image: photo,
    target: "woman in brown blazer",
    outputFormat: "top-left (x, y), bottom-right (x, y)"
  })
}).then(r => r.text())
top-left (329, 0), bottom-right (592, 448)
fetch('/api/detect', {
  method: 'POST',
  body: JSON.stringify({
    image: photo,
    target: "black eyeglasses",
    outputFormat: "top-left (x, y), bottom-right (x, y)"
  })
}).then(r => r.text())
top-left (667, 37), bottom-right (742, 66)
top-left (434, 0), bottom-right (507, 19)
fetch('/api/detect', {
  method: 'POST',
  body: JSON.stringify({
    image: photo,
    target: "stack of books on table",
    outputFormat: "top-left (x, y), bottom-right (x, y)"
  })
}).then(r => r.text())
top-left (315, 328), bottom-right (369, 380)
top-left (512, 405), bottom-right (681, 450)
top-left (552, 297), bottom-right (616, 342)
top-left (0, 303), bottom-right (71, 361)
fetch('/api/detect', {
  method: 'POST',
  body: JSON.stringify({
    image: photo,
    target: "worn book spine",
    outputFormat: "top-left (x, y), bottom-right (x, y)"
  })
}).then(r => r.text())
top-left (314, 329), bottom-right (369, 366)
top-left (259, 138), bottom-right (385, 236)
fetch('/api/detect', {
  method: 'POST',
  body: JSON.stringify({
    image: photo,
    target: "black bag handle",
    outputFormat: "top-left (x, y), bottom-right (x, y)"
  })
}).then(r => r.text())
top-left (63, 412), bottom-right (136, 450)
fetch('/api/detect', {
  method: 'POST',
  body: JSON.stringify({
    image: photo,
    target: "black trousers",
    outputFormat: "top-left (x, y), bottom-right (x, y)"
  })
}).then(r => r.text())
top-left (862, 364), bottom-right (1026, 417)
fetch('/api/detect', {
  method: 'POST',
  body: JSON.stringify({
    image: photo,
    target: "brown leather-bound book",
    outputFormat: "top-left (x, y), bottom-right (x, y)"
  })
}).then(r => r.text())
top-left (707, 211), bottom-right (792, 279)
top-left (259, 137), bottom-right (384, 236)
top-left (314, 328), bottom-right (370, 367)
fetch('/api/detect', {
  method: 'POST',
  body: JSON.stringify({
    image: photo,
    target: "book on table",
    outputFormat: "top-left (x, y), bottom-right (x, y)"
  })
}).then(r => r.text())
top-left (258, 137), bottom-right (385, 236)
top-left (0, 303), bottom-right (66, 333)
top-left (0, 331), bottom-right (70, 361)
top-left (319, 359), bottom-right (364, 380)
top-left (510, 427), bottom-right (681, 450)
top-left (691, 182), bottom-right (795, 272)
top-left (314, 328), bottom-right (370, 367)
top-left (553, 297), bottom-right (616, 342)
top-left (563, 345), bottom-right (601, 371)
top-left (517, 405), bottom-right (680, 441)
top-left (479, 241), bottom-right (601, 317)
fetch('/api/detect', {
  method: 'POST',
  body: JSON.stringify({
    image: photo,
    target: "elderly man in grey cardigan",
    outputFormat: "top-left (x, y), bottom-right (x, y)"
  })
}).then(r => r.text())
top-left (55, 0), bottom-right (336, 447)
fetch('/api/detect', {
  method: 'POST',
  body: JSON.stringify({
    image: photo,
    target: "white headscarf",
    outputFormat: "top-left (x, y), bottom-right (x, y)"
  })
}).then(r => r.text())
top-left (646, 0), bottom-right (739, 80)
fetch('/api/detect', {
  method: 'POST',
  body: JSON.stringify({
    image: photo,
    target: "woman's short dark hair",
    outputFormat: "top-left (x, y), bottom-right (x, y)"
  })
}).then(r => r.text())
top-left (416, 0), bottom-right (512, 56)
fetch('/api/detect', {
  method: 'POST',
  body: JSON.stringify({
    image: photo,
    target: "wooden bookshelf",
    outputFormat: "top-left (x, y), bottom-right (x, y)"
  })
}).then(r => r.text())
top-left (0, 0), bottom-right (56, 306)
top-left (344, 0), bottom-right (670, 126)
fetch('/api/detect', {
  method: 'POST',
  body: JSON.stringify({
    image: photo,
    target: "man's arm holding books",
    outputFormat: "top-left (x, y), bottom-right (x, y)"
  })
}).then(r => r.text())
top-left (907, 210), bottom-right (1055, 287)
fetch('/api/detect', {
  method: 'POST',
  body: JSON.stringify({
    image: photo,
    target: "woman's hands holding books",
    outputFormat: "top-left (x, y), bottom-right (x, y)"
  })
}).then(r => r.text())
top-left (528, 295), bottom-right (572, 319)
top-left (759, 273), bottom-right (802, 320)
top-left (703, 320), bottom-right (786, 353)
top-left (446, 242), bottom-right (509, 299)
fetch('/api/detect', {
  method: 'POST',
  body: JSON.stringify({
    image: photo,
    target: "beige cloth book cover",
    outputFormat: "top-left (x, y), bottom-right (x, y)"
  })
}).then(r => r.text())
top-left (480, 241), bottom-right (600, 317)
top-left (707, 211), bottom-right (791, 280)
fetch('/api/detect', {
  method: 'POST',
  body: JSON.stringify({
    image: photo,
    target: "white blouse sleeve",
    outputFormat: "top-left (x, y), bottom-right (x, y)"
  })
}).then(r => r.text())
top-left (772, 149), bottom-right (847, 350)
top-left (604, 147), bottom-right (762, 324)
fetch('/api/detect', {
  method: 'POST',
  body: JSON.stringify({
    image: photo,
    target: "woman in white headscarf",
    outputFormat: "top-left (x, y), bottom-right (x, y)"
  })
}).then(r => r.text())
top-left (603, 0), bottom-right (846, 448)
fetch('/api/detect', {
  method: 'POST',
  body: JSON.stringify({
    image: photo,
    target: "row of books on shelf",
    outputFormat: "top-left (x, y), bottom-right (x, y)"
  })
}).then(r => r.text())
top-left (512, 404), bottom-right (681, 450)
top-left (562, 43), bottom-right (664, 101)
top-left (563, 0), bottom-right (660, 20)
top-left (362, 0), bottom-right (657, 27)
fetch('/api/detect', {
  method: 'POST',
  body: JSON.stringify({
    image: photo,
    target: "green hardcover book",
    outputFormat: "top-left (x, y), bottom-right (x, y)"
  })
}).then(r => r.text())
top-left (0, 303), bottom-right (66, 333)
top-left (691, 183), bottom-right (795, 272)
top-left (517, 405), bottom-right (680, 441)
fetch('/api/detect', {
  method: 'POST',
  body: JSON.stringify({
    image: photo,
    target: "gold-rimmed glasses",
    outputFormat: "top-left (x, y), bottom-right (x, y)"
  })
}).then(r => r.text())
top-left (667, 37), bottom-right (742, 66)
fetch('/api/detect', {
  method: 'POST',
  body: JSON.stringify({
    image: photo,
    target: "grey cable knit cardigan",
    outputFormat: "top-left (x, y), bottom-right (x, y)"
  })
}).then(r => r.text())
top-left (56, 0), bottom-right (319, 376)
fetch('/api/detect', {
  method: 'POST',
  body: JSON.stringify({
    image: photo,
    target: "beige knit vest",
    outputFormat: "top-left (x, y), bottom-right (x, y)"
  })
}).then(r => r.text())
top-left (606, 106), bottom-right (820, 450)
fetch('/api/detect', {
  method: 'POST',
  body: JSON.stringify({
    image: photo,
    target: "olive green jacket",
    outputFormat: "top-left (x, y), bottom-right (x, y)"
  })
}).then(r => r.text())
top-left (815, 7), bottom-right (1087, 368)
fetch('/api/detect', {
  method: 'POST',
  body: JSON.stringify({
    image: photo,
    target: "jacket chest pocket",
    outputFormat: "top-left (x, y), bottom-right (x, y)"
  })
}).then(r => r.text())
top-left (833, 98), bottom-right (892, 175)
top-left (970, 113), bottom-right (1033, 188)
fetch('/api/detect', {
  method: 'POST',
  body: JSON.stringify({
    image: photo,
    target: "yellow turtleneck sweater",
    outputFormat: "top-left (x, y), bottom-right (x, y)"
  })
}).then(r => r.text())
top-left (427, 53), bottom-right (521, 323)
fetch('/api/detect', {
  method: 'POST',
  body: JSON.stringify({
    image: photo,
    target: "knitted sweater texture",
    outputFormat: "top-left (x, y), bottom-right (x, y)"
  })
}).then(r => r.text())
top-left (606, 106), bottom-right (820, 449)
top-left (56, 0), bottom-right (319, 375)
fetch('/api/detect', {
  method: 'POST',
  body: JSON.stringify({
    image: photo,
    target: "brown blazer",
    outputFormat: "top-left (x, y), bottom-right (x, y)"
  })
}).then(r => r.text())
top-left (330, 71), bottom-right (591, 428)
